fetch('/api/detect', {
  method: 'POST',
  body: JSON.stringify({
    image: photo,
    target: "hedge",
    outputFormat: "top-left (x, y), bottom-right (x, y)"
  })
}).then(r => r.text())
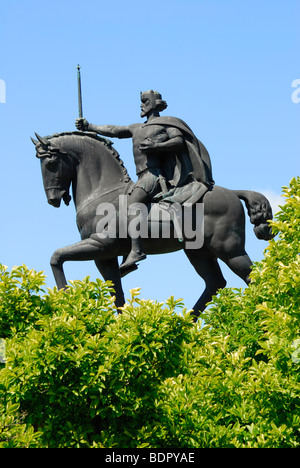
top-left (0, 177), bottom-right (299, 448)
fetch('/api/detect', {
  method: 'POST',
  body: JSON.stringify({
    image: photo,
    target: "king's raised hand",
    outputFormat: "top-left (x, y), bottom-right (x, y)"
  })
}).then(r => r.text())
top-left (75, 118), bottom-right (89, 131)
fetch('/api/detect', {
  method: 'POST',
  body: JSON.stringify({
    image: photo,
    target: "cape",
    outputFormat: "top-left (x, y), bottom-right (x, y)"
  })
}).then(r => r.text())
top-left (144, 116), bottom-right (214, 188)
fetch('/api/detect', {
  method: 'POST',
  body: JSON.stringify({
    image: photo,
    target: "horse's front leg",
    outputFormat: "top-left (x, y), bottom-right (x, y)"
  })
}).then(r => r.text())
top-left (50, 238), bottom-right (105, 290)
top-left (50, 238), bottom-right (126, 310)
top-left (94, 257), bottom-right (125, 310)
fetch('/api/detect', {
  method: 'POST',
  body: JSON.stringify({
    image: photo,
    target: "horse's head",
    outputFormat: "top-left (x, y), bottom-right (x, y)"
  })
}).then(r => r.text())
top-left (32, 133), bottom-right (77, 208)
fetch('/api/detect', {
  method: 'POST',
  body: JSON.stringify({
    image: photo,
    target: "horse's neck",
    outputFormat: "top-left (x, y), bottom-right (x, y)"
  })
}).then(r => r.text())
top-left (72, 136), bottom-right (129, 210)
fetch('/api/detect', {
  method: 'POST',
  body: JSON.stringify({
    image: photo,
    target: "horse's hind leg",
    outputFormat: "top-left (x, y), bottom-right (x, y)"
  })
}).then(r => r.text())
top-left (184, 247), bottom-right (227, 321)
top-left (221, 250), bottom-right (253, 285)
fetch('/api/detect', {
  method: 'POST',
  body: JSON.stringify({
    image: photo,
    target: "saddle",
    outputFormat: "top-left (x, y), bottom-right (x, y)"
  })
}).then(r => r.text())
top-left (154, 180), bottom-right (209, 205)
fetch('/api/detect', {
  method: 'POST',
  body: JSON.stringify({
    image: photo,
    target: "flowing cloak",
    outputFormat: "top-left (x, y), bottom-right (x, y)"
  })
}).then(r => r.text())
top-left (143, 116), bottom-right (214, 189)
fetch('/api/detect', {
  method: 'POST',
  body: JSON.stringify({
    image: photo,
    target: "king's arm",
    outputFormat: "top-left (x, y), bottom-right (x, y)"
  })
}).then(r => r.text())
top-left (75, 118), bottom-right (132, 138)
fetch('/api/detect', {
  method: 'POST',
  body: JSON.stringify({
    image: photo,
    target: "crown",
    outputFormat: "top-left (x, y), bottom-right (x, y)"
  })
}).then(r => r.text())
top-left (140, 90), bottom-right (162, 99)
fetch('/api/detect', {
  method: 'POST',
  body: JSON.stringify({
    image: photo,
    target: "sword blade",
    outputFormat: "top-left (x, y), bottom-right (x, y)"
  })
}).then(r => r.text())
top-left (77, 64), bottom-right (83, 119)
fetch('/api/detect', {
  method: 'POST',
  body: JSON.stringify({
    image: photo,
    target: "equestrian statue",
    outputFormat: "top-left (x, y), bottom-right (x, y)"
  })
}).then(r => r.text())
top-left (32, 81), bottom-right (274, 321)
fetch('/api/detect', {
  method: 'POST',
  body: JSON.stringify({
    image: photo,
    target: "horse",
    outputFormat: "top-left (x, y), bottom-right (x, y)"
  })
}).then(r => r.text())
top-left (32, 131), bottom-right (273, 320)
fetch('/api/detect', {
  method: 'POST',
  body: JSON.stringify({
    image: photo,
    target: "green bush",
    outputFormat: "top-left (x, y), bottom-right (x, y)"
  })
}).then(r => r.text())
top-left (0, 177), bottom-right (299, 448)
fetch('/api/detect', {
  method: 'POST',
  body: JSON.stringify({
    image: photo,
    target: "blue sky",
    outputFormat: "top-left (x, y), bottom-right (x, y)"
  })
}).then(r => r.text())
top-left (0, 0), bottom-right (299, 310)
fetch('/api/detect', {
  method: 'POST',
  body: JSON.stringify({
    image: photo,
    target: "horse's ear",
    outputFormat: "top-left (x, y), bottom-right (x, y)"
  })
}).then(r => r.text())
top-left (35, 133), bottom-right (49, 147)
top-left (31, 136), bottom-right (44, 159)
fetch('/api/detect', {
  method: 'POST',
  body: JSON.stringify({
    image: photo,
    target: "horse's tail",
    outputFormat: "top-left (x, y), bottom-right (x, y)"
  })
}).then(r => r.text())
top-left (234, 190), bottom-right (274, 240)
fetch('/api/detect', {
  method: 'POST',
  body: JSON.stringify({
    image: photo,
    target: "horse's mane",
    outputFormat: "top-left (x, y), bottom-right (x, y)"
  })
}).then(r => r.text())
top-left (45, 131), bottom-right (131, 183)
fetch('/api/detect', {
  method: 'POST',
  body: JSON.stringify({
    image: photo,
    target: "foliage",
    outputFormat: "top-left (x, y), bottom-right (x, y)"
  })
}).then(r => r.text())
top-left (0, 177), bottom-right (299, 448)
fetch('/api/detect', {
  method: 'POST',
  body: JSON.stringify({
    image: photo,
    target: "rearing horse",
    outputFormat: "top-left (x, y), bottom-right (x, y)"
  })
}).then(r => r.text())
top-left (32, 131), bottom-right (273, 319)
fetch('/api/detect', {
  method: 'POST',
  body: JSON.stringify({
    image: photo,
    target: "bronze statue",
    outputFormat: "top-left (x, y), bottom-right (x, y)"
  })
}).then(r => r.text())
top-left (75, 90), bottom-right (214, 275)
top-left (32, 88), bottom-right (274, 320)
